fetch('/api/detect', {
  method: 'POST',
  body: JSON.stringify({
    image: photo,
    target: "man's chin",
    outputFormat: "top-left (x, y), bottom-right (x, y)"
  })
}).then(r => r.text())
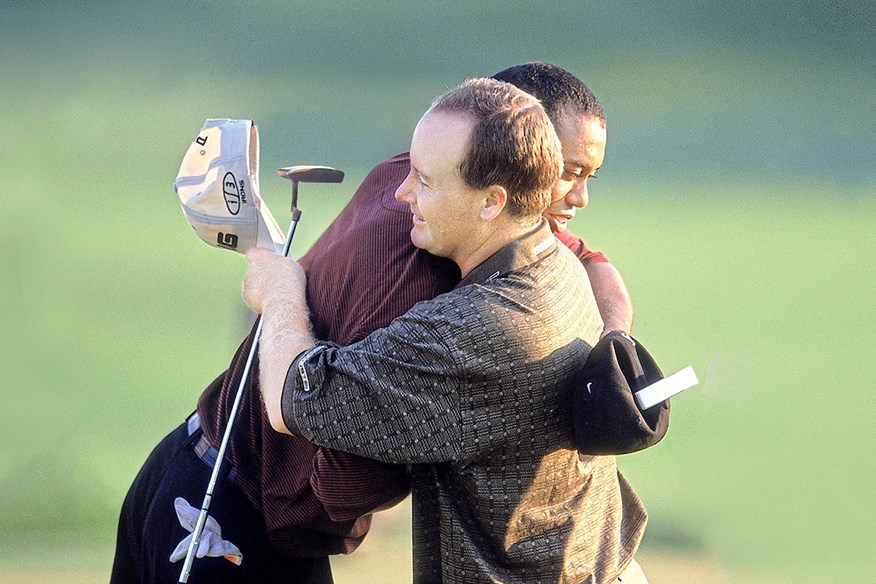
top-left (546, 217), bottom-right (567, 232)
top-left (410, 228), bottom-right (429, 251)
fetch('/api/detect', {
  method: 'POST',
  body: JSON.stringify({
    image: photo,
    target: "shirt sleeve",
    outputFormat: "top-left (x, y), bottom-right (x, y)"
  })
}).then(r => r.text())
top-left (281, 312), bottom-right (464, 465)
top-left (309, 448), bottom-right (410, 522)
top-left (554, 230), bottom-right (610, 265)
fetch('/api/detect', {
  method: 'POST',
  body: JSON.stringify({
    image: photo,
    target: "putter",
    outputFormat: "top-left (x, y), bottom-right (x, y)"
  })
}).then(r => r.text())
top-left (178, 165), bottom-right (344, 583)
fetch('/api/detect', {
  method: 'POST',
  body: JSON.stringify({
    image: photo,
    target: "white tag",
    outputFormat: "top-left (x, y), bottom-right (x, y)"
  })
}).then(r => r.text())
top-left (634, 365), bottom-right (698, 410)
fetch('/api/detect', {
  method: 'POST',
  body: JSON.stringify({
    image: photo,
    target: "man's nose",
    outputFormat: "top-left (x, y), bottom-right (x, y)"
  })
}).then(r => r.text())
top-left (394, 171), bottom-right (415, 202)
top-left (566, 178), bottom-right (590, 208)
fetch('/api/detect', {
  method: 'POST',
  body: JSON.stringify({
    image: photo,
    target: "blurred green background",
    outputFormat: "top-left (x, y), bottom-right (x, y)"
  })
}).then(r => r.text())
top-left (1, 1), bottom-right (874, 582)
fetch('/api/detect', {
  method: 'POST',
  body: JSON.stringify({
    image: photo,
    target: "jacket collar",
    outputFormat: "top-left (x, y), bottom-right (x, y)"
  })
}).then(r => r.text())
top-left (458, 219), bottom-right (556, 288)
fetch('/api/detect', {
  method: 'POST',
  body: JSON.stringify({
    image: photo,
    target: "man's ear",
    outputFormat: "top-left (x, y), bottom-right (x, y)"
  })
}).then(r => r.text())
top-left (480, 185), bottom-right (508, 221)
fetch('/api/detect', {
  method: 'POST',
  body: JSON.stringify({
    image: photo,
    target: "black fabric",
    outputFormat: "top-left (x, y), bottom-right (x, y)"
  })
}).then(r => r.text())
top-left (110, 420), bottom-right (333, 584)
top-left (573, 331), bottom-right (671, 455)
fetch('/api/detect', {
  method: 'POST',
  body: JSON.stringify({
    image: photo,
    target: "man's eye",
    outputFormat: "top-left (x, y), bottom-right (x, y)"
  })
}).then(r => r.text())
top-left (561, 170), bottom-right (580, 181)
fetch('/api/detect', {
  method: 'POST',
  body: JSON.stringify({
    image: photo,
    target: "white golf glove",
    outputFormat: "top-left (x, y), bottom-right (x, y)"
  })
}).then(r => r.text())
top-left (169, 497), bottom-right (243, 566)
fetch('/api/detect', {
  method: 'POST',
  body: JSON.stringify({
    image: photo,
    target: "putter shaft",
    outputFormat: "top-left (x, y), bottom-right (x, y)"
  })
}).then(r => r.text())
top-left (178, 213), bottom-right (301, 582)
top-left (179, 165), bottom-right (342, 581)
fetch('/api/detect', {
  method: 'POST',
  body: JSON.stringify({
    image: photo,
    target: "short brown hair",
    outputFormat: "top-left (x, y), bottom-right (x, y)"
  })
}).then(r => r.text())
top-left (429, 78), bottom-right (562, 219)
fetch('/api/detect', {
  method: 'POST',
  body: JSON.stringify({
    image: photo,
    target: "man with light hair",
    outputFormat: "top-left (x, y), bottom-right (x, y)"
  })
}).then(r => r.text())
top-left (245, 77), bottom-right (647, 583)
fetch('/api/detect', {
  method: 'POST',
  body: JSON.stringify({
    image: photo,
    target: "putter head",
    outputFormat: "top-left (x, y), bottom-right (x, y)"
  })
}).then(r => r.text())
top-left (277, 165), bottom-right (344, 184)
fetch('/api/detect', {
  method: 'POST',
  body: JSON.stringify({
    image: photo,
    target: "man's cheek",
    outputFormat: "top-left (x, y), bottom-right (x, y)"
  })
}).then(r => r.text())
top-left (549, 184), bottom-right (569, 204)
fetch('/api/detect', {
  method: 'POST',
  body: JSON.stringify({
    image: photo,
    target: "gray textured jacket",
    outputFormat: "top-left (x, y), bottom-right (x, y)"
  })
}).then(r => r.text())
top-left (284, 222), bottom-right (647, 583)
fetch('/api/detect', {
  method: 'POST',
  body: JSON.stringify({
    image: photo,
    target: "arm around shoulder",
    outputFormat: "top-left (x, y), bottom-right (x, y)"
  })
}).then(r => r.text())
top-left (584, 261), bottom-right (634, 337)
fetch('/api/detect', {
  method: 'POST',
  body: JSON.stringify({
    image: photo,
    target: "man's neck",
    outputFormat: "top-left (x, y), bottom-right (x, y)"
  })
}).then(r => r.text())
top-left (456, 217), bottom-right (543, 278)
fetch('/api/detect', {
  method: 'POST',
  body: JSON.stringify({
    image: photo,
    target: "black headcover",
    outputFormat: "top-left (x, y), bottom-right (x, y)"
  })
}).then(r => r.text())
top-left (573, 331), bottom-right (670, 455)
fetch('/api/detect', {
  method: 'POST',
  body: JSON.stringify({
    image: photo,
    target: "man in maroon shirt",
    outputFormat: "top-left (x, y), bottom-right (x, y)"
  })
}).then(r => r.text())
top-left (494, 63), bottom-right (632, 335)
top-left (111, 62), bottom-right (633, 583)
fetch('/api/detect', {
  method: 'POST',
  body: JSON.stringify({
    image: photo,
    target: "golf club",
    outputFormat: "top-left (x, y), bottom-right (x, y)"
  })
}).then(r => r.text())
top-left (178, 165), bottom-right (345, 583)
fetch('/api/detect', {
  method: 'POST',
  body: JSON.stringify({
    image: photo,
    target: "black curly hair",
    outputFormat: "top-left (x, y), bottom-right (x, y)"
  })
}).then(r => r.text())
top-left (492, 62), bottom-right (606, 127)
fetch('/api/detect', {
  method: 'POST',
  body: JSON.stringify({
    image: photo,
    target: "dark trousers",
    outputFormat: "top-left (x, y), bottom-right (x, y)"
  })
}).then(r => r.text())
top-left (111, 420), bottom-right (333, 584)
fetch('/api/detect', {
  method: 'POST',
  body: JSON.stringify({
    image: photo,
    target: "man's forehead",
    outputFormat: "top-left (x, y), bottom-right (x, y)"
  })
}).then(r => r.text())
top-left (410, 110), bottom-right (473, 169)
top-left (556, 114), bottom-right (607, 168)
top-left (415, 109), bottom-right (475, 137)
top-left (556, 110), bottom-right (606, 136)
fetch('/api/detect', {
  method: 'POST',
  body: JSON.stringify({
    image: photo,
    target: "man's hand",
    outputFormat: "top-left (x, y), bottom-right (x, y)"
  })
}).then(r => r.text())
top-left (243, 247), bottom-right (307, 315)
top-left (243, 248), bottom-right (316, 434)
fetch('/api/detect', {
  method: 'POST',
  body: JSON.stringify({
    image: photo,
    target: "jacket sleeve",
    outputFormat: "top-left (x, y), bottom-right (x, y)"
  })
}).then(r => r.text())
top-left (281, 313), bottom-right (465, 465)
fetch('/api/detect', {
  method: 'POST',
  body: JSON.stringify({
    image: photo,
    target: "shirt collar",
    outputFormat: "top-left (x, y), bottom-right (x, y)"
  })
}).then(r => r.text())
top-left (457, 219), bottom-right (557, 288)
